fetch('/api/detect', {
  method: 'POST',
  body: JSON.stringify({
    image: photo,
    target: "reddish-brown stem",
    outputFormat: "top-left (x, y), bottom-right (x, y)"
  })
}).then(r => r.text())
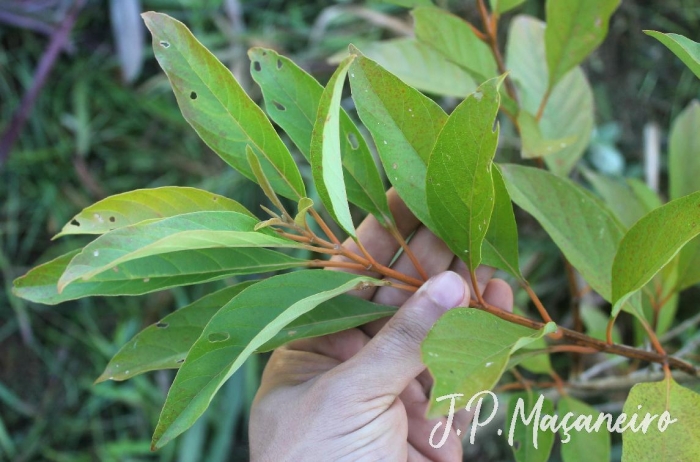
top-left (387, 282), bottom-right (419, 293)
top-left (639, 317), bottom-right (667, 357)
top-left (523, 283), bottom-right (554, 324)
top-left (389, 226), bottom-right (429, 280)
top-left (309, 209), bottom-right (341, 245)
top-left (535, 88), bottom-right (551, 121)
top-left (468, 22), bottom-right (488, 41)
top-left (546, 345), bottom-right (599, 355)
top-left (550, 370), bottom-right (566, 395)
top-left (470, 270), bottom-right (487, 306)
top-left (308, 259), bottom-right (367, 272)
top-left (497, 381), bottom-right (557, 392)
top-left (476, 0), bottom-right (518, 103)
top-left (606, 316), bottom-right (616, 345)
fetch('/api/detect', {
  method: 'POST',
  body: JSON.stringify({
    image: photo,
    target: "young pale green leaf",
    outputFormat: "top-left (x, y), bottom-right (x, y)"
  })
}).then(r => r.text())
top-left (580, 168), bottom-right (651, 228)
top-left (507, 392), bottom-right (556, 462)
top-left (621, 378), bottom-right (700, 461)
top-left (517, 111), bottom-right (576, 159)
top-left (422, 309), bottom-right (556, 417)
top-left (247, 48), bottom-right (392, 225)
top-left (151, 270), bottom-right (387, 449)
top-left (506, 16), bottom-right (594, 176)
top-left (501, 164), bottom-right (624, 302)
top-left (557, 396), bottom-right (611, 462)
top-left (426, 77), bottom-right (503, 271)
top-left (611, 191), bottom-right (700, 316)
top-left (97, 284), bottom-right (396, 383)
top-left (310, 56), bottom-right (356, 237)
top-left (412, 7), bottom-right (497, 82)
top-left (57, 211), bottom-right (304, 292)
top-left (482, 165), bottom-right (522, 279)
top-left (55, 187), bottom-right (252, 238)
top-left (142, 12), bottom-right (305, 200)
top-left (294, 198), bottom-right (314, 228)
top-left (489, 0), bottom-right (525, 14)
top-left (13, 247), bottom-right (307, 305)
top-left (245, 146), bottom-right (286, 214)
top-left (349, 52), bottom-right (448, 229)
top-left (344, 39), bottom-right (477, 98)
top-left (544, 0), bottom-right (620, 88)
top-left (669, 100), bottom-right (700, 200)
top-left (644, 31), bottom-right (700, 79)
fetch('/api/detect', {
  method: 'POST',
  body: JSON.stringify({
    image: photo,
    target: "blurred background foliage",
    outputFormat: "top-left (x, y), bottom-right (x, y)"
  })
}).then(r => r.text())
top-left (0, 0), bottom-right (698, 460)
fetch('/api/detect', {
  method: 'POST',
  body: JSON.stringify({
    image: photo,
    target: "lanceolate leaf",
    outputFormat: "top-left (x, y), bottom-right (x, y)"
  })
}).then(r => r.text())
top-left (678, 237), bottom-right (700, 290)
top-left (151, 270), bottom-right (388, 449)
top-left (544, 0), bottom-right (620, 88)
top-left (483, 165), bottom-right (522, 279)
top-left (98, 285), bottom-right (396, 383)
top-left (426, 77), bottom-right (503, 271)
top-left (349, 52), bottom-right (447, 230)
top-left (310, 56), bottom-right (356, 237)
top-left (580, 168), bottom-right (651, 228)
top-left (501, 164), bottom-right (623, 302)
top-left (506, 16), bottom-right (594, 177)
top-left (611, 191), bottom-right (700, 315)
top-left (13, 247), bottom-right (307, 305)
top-left (142, 12), bottom-right (305, 200)
top-left (517, 111), bottom-right (576, 159)
top-left (669, 100), bottom-right (700, 201)
top-left (644, 31), bottom-right (700, 79)
top-left (55, 187), bottom-right (252, 238)
top-left (413, 7), bottom-right (497, 82)
top-left (558, 396), bottom-right (611, 462)
top-left (248, 48), bottom-right (392, 225)
top-left (622, 378), bottom-right (700, 460)
top-left (422, 309), bottom-right (556, 417)
top-left (57, 212), bottom-right (304, 292)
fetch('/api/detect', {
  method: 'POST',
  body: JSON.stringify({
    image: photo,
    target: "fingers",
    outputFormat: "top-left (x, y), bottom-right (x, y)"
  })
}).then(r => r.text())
top-left (482, 278), bottom-right (514, 312)
top-left (285, 328), bottom-right (371, 363)
top-left (448, 258), bottom-right (496, 300)
top-left (336, 272), bottom-right (470, 398)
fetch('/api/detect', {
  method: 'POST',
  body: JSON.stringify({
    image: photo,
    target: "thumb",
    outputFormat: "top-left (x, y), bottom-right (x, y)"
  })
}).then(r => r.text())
top-left (339, 271), bottom-right (469, 397)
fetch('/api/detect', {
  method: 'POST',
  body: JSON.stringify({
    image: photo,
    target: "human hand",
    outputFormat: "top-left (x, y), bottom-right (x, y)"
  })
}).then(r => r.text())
top-left (249, 191), bottom-right (514, 461)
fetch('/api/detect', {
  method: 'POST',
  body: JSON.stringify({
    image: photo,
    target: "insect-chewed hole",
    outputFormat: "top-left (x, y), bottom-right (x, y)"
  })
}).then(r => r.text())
top-left (253, 61), bottom-right (261, 72)
top-left (70, 219), bottom-right (80, 226)
top-left (190, 91), bottom-right (197, 100)
top-left (347, 132), bottom-right (360, 150)
top-left (109, 216), bottom-right (116, 223)
top-left (159, 41), bottom-right (170, 48)
top-left (272, 101), bottom-right (286, 111)
top-left (156, 322), bottom-right (169, 329)
top-left (277, 59), bottom-right (283, 69)
top-left (208, 332), bottom-right (230, 342)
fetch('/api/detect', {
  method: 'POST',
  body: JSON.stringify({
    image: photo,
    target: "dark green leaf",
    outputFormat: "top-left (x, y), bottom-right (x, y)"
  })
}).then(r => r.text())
top-left (644, 31), bottom-right (700, 79)
top-left (426, 76), bottom-right (503, 271)
top-left (142, 12), bottom-right (305, 199)
top-left (151, 270), bottom-right (387, 449)
top-left (248, 48), bottom-right (392, 225)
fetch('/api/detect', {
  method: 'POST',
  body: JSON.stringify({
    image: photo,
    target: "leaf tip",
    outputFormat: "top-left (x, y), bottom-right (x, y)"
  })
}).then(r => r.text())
top-left (347, 43), bottom-right (363, 57)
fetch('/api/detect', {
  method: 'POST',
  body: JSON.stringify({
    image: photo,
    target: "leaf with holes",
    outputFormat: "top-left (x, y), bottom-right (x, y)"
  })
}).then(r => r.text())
top-left (248, 48), bottom-right (392, 226)
top-left (151, 270), bottom-right (388, 449)
top-left (422, 309), bottom-right (556, 417)
top-left (413, 7), bottom-right (497, 82)
top-left (13, 247), bottom-right (306, 305)
top-left (426, 76), bottom-right (503, 271)
top-left (97, 284), bottom-right (396, 383)
top-left (55, 187), bottom-right (252, 238)
top-left (558, 396), bottom-right (611, 462)
top-left (645, 31), bottom-right (700, 79)
top-left (506, 15), bottom-right (594, 176)
top-left (621, 378), bottom-right (700, 460)
top-left (142, 12), bottom-right (305, 200)
top-left (56, 211), bottom-right (304, 292)
top-left (507, 392), bottom-right (556, 462)
top-left (544, 0), bottom-right (620, 88)
top-left (611, 191), bottom-right (700, 316)
top-left (310, 56), bottom-right (356, 237)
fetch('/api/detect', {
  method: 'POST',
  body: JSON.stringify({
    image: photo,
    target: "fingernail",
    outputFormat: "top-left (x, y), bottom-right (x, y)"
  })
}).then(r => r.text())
top-left (421, 271), bottom-right (465, 309)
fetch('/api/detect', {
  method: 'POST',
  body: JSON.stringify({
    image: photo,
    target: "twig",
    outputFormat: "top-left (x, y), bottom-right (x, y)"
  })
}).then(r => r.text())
top-left (476, 0), bottom-right (518, 103)
top-left (309, 209), bottom-right (341, 245)
top-left (388, 226), bottom-right (429, 280)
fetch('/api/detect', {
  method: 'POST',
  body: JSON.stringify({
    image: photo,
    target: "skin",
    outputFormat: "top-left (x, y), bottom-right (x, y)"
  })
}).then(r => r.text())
top-left (249, 190), bottom-right (514, 461)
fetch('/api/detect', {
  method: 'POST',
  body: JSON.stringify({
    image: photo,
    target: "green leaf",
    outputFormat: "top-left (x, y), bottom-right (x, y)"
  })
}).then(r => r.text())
top-left (349, 51), bottom-right (447, 229)
top-left (622, 378), bottom-right (700, 461)
top-left (294, 197), bottom-right (314, 227)
top-left (413, 7), bottom-right (497, 82)
top-left (142, 12), bottom-right (305, 200)
top-left (506, 16), bottom-right (594, 176)
top-left (678, 237), bottom-right (700, 290)
top-left (507, 392), bottom-right (555, 462)
top-left (482, 165), bottom-right (523, 279)
top-left (346, 39), bottom-right (477, 98)
top-left (422, 308), bottom-right (556, 417)
top-left (381, 0), bottom-right (432, 7)
top-left (56, 211), bottom-right (304, 292)
top-left (611, 191), bottom-right (700, 316)
top-left (580, 303), bottom-right (621, 343)
top-left (55, 187), bottom-right (252, 238)
top-left (558, 396), bottom-right (611, 462)
top-left (310, 56), bottom-right (356, 237)
top-left (501, 164), bottom-right (623, 302)
top-left (669, 100), bottom-right (700, 200)
top-left (245, 146), bottom-right (286, 213)
top-left (580, 168), bottom-right (651, 228)
top-left (248, 48), bottom-right (392, 225)
top-left (544, 0), bottom-right (620, 87)
top-left (13, 247), bottom-right (307, 305)
top-left (644, 31), bottom-right (700, 79)
top-left (151, 270), bottom-right (387, 449)
top-left (517, 111), bottom-right (577, 159)
top-left (426, 77), bottom-right (503, 271)
top-left (97, 284), bottom-right (396, 383)
top-left (627, 178), bottom-right (662, 211)
top-left (489, 0), bottom-right (525, 14)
